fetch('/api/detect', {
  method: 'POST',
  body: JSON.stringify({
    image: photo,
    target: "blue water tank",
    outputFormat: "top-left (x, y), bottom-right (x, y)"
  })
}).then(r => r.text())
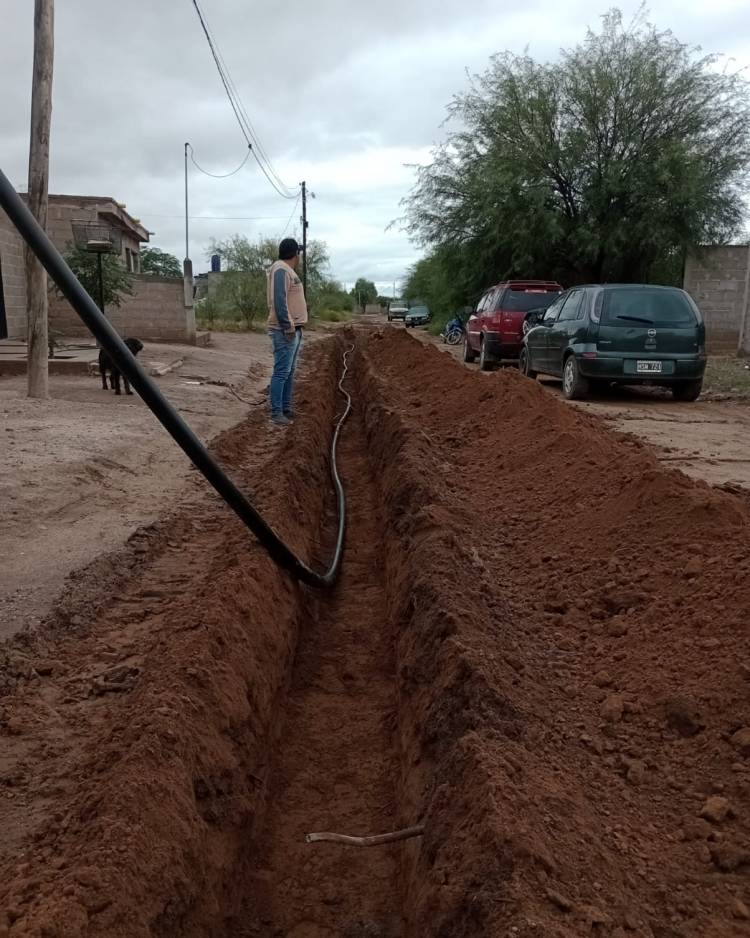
top-left (210, 254), bottom-right (221, 273)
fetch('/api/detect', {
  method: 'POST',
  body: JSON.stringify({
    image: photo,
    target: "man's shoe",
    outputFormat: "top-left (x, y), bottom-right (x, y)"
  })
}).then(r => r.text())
top-left (271, 414), bottom-right (293, 427)
top-left (283, 411), bottom-right (295, 421)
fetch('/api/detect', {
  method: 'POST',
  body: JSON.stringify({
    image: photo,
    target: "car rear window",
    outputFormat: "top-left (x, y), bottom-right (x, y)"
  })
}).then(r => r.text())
top-left (600, 289), bottom-right (697, 327)
top-left (500, 290), bottom-right (561, 312)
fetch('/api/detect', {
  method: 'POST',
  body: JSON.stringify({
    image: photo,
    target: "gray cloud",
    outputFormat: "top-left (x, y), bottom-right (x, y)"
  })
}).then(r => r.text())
top-left (2, 0), bottom-right (748, 294)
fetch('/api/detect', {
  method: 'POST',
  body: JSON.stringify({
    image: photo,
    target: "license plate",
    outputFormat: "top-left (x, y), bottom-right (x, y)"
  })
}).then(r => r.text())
top-left (636, 360), bottom-right (662, 373)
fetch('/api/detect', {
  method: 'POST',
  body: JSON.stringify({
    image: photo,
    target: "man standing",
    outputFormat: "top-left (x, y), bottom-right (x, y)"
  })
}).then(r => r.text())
top-left (267, 237), bottom-right (307, 426)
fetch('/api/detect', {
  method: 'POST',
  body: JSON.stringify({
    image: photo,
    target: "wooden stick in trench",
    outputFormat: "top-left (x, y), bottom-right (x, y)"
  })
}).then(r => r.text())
top-left (306, 825), bottom-right (424, 847)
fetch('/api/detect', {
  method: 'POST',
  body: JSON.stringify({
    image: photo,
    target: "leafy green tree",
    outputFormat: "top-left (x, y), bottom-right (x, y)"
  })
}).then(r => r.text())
top-left (61, 244), bottom-right (134, 310)
top-left (317, 279), bottom-right (353, 313)
top-left (351, 278), bottom-right (378, 311)
top-left (205, 235), bottom-right (337, 326)
top-left (221, 272), bottom-right (267, 327)
top-left (403, 10), bottom-right (750, 288)
top-left (140, 246), bottom-right (183, 278)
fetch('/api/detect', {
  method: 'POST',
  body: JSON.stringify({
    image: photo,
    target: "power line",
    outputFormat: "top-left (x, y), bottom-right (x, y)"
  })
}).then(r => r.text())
top-left (199, 14), bottom-right (292, 195)
top-left (189, 143), bottom-right (252, 178)
top-left (280, 192), bottom-right (302, 236)
top-left (142, 213), bottom-right (291, 220)
top-left (190, 0), bottom-right (298, 200)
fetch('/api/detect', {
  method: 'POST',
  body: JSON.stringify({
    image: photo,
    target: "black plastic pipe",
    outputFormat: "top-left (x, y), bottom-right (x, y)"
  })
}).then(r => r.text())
top-left (0, 168), bottom-right (347, 588)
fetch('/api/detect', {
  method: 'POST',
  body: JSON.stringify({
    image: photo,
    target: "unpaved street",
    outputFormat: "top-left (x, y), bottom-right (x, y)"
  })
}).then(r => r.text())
top-left (2, 327), bottom-right (750, 937)
top-left (0, 332), bottom-right (289, 640)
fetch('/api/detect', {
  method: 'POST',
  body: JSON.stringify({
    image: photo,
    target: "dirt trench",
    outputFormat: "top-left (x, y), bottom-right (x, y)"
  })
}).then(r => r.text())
top-left (0, 332), bottom-right (451, 937)
top-left (227, 407), bottom-right (403, 937)
top-left (5, 328), bottom-right (750, 937)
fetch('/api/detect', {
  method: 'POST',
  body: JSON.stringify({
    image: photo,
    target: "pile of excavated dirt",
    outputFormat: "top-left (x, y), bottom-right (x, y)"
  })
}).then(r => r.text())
top-left (364, 329), bottom-right (750, 937)
top-left (2, 327), bottom-right (750, 937)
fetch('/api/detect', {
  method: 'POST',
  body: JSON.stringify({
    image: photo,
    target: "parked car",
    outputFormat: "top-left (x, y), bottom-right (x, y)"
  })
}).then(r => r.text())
top-left (387, 300), bottom-right (409, 321)
top-left (519, 284), bottom-right (707, 401)
top-left (464, 281), bottom-right (564, 370)
top-left (405, 305), bottom-right (431, 327)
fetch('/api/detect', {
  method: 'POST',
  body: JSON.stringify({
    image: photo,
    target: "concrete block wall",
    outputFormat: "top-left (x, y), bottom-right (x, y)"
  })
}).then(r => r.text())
top-left (684, 246), bottom-right (750, 353)
top-left (0, 208), bottom-right (27, 339)
top-left (50, 274), bottom-right (196, 344)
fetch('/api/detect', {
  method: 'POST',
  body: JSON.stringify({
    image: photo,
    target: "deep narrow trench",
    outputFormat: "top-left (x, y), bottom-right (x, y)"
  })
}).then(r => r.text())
top-left (231, 402), bottom-right (403, 938)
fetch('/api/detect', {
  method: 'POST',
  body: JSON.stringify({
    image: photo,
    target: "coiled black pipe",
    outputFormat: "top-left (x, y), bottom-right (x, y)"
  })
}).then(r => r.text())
top-left (0, 169), bottom-right (349, 588)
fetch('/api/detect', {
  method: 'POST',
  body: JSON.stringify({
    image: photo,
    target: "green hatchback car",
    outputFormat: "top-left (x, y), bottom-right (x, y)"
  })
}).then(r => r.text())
top-left (519, 284), bottom-right (707, 401)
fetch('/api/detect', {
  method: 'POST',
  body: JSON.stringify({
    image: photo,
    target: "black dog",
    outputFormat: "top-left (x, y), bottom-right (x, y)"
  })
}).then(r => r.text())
top-left (99, 337), bottom-right (143, 396)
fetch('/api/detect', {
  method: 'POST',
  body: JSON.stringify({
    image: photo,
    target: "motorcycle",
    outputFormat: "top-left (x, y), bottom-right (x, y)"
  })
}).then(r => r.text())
top-left (441, 315), bottom-right (465, 346)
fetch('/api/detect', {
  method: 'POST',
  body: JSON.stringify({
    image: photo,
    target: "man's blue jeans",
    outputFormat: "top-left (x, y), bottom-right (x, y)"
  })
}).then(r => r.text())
top-left (269, 328), bottom-right (303, 417)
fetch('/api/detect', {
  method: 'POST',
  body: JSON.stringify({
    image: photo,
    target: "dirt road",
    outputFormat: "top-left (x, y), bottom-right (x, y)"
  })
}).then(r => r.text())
top-left (0, 333), bottom-right (285, 640)
top-left (2, 328), bottom-right (750, 936)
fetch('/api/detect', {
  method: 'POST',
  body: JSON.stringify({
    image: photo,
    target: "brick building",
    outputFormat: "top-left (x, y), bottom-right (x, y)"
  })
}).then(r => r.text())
top-left (43, 194), bottom-right (150, 273)
top-left (0, 192), bottom-right (196, 344)
top-left (683, 245), bottom-right (750, 354)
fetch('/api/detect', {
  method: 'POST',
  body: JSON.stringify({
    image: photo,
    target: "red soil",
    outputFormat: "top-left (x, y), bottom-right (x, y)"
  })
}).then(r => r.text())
top-left (1, 328), bottom-right (750, 937)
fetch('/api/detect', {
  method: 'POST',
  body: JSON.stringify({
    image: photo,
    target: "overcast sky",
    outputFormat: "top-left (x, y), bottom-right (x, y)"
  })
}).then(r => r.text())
top-left (2, 0), bottom-right (749, 294)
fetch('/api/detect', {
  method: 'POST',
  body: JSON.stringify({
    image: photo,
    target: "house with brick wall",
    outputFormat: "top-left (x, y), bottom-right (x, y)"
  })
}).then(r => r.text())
top-left (0, 192), bottom-right (196, 345)
top-left (43, 194), bottom-right (151, 273)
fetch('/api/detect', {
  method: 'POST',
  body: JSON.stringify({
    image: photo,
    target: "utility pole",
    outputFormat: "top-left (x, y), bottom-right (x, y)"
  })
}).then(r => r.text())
top-left (183, 142), bottom-right (194, 317)
top-left (301, 180), bottom-right (308, 296)
top-left (26, 0), bottom-right (54, 399)
top-left (184, 142), bottom-right (190, 263)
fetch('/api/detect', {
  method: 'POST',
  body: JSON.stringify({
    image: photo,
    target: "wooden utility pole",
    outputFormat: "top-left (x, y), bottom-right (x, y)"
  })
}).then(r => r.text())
top-left (301, 180), bottom-right (308, 296)
top-left (26, 0), bottom-right (54, 399)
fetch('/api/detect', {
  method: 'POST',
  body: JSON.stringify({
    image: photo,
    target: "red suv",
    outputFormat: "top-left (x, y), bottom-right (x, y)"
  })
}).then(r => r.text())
top-left (464, 280), bottom-right (564, 370)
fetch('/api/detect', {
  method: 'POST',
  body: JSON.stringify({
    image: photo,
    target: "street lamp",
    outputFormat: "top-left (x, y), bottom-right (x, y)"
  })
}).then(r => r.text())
top-left (71, 221), bottom-right (122, 315)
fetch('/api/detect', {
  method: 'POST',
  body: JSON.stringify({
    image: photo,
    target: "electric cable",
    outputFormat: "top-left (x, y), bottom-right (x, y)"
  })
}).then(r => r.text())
top-left (200, 12), bottom-right (292, 195)
top-left (190, 0), bottom-right (298, 200)
top-left (0, 169), bottom-right (348, 589)
top-left (188, 143), bottom-right (252, 179)
top-left (280, 193), bottom-right (302, 236)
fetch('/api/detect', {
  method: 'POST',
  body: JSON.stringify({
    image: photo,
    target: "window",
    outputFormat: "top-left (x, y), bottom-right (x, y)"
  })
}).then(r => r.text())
top-left (476, 291), bottom-right (492, 313)
top-left (601, 288), bottom-right (698, 327)
top-left (558, 291), bottom-right (584, 322)
top-left (501, 289), bottom-right (561, 313)
top-left (543, 295), bottom-right (567, 323)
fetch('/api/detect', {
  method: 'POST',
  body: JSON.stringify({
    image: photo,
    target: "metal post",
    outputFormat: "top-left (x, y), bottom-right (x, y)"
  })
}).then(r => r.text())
top-left (301, 180), bottom-right (307, 296)
top-left (96, 251), bottom-right (104, 313)
top-left (184, 142), bottom-right (190, 263)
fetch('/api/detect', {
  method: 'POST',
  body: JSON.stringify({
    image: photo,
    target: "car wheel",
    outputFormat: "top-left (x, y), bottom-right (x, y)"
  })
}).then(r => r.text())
top-left (672, 378), bottom-right (703, 402)
top-left (463, 336), bottom-right (477, 363)
top-left (519, 346), bottom-right (537, 380)
top-left (562, 355), bottom-right (589, 400)
top-left (479, 338), bottom-right (493, 371)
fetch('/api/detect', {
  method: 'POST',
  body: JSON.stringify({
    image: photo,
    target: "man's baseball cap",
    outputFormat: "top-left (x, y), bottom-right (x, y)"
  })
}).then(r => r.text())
top-left (279, 237), bottom-right (302, 260)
